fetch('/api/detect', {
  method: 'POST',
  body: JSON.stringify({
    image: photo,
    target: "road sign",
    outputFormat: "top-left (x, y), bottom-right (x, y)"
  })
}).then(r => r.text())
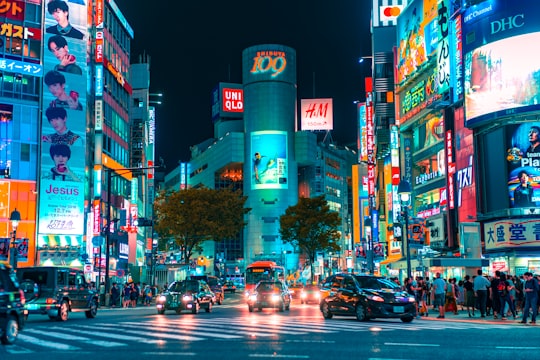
top-left (92, 236), bottom-right (105, 247)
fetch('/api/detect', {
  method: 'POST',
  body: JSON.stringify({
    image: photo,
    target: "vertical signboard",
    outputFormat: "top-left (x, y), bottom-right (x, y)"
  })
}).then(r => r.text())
top-left (38, 0), bottom-right (88, 236)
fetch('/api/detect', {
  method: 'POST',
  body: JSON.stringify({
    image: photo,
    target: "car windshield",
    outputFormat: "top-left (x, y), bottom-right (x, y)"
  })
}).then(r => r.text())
top-left (304, 285), bottom-right (319, 291)
top-left (354, 276), bottom-right (400, 290)
top-left (257, 282), bottom-right (282, 292)
top-left (169, 281), bottom-right (199, 293)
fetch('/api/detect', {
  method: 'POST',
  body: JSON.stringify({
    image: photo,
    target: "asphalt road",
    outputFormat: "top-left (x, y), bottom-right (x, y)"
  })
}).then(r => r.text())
top-left (3, 293), bottom-right (539, 360)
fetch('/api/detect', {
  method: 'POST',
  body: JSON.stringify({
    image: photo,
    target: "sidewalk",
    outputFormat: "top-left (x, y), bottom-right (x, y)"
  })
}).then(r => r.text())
top-left (419, 307), bottom-right (534, 325)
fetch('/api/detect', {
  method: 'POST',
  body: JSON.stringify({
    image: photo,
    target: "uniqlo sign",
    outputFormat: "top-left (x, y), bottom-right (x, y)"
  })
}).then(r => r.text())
top-left (222, 88), bottom-right (243, 113)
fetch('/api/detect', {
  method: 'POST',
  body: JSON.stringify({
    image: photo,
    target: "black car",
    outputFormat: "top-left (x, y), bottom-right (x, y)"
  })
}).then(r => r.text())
top-left (247, 280), bottom-right (291, 312)
top-left (0, 261), bottom-right (27, 345)
top-left (190, 275), bottom-right (223, 304)
top-left (319, 273), bottom-right (416, 322)
top-left (17, 266), bottom-right (99, 321)
top-left (156, 279), bottom-right (214, 314)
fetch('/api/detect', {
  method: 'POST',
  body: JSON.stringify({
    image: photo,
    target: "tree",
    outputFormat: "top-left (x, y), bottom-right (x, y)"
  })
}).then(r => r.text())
top-left (279, 195), bottom-right (342, 283)
top-left (153, 187), bottom-right (251, 265)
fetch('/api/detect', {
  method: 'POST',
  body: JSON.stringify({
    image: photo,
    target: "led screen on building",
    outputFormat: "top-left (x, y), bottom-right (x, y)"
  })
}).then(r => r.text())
top-left (38, 0), bottom-right (88, 235)
top-left (463, 1), bottom-right (540, 127)
top-left (250, 131), bottom-right (288, 190)
top-left (506, 122), bottom-right (540, 208)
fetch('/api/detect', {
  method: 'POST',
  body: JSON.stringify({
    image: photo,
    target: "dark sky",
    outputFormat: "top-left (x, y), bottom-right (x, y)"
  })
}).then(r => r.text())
top-left (115, 0), bottom-right (372, 170)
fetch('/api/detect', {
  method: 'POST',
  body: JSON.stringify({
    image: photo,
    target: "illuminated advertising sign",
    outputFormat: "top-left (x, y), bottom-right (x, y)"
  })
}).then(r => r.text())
top-left (0, 0), bottom-right (24, 21)
top-left (396, 0), bottom-right (439, 84)
top-left (95, 64), bottom-right (103, 96)
top-left (0, 58), bottom-right (42, 77)
top-left (506, 122), bottom-right (540, 208)
top-left (399, 68), bottom-right (443, 124)
top-left (358, 102), bottom-right (367, 162)
top-left (0, 22), bottom-right (41, 40)
top-left (211, 83), bottom-right (243, 121)
top-left (452, 13), bottom-right (463, 102)
top-left (95, 0), bottom-right (104, 28)
top-left (484, 218), bottom-right (540, 250)
top-left (300, 98), bottom-right (334, 131)
top-left (454, 108), bottom-right (476, 222)
top-left (95, 31), bottom-right (103, 62)
top-left (436, 0), bottom-right (450, 95)
top-left (95, 99), bottom-right (103, 130)
top-left (463, 1), bottom-right (540, 127)
top-left (38, 0), bottom-right (88, 236)
top-left (373, 0), bottom-right (405, 27)
top-left (251, 131), bottom-right (288, 190)
top-left (103, 57), bottom-right (132, 94)
top-left (446, 130), bottom-right (455, 209)
top-left (243, 45), bottom-right (296, 85)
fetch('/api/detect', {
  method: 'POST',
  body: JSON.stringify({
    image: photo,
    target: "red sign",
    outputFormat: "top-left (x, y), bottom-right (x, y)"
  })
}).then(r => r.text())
top-left (446, 130), bottom-right (455, 209)
top-left (93, 200), bottom-right (101, 235)
top-left (222, 88), bottom-right (243, 113)
top-left (95, 31), bottom-right (103, 62)
top-left (0, 0), bottom-right (24, 21)
top-left (95, 0), bottom-right (104, 28)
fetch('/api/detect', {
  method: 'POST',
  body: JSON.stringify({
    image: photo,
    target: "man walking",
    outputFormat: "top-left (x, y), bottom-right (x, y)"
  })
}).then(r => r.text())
top-left (520, 272), bottom-right (539, 324)
top-left (473, 269), bottom-right (491, 318)
top-left (432, 272), bottom-right (447, 319)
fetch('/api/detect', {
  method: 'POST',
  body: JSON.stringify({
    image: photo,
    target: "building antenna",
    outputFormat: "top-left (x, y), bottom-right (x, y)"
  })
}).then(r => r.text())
top-left (228, 64), bottom-right (231, 82)
top-left (312, 71), bottom-right (316, 98)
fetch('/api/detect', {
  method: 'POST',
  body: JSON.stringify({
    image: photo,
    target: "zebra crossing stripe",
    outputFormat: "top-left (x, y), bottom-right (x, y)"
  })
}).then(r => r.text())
top-left (17, 334), bottom-right (80, 350)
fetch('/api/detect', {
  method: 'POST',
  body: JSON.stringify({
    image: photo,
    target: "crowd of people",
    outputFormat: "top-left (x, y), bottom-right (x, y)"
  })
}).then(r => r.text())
top-left (397, 270), bottom-right (539, 324)
top-left (91, 282), bottom-right (166, 308)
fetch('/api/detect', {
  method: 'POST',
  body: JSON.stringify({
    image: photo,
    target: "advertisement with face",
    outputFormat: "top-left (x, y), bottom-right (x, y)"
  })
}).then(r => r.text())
top-left (38, 0), bottom-right (87, 235)
top-left (251, 131), bottom-right (288, 190)
top-left (506, 123), bottom-right (540, 208)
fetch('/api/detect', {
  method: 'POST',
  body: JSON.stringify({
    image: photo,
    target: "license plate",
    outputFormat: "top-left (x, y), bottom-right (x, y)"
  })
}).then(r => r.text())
top-left (27, 304), bottom-right (39, 310)
top-left (170, 303), bottom-right (177, 307)
top-left (394, 306), bottom-right (405, 313)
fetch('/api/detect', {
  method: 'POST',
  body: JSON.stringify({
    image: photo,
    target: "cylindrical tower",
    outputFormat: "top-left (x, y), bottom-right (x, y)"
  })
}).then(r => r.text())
top-left (242, 44), bottom-right (298, 272)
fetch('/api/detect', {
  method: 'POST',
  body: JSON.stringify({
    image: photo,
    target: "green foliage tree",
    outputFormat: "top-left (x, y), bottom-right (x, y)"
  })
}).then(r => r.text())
top-left (279, 195), bottom-right (342, 283)
top-left (153, 187), bottom-right (251, 265)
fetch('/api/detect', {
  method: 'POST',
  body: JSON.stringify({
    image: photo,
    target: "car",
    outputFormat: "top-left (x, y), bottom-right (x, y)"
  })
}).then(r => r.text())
top-left (0, 261), bottom-right (27, 345)
top-left (156, 279), bottom-right (214, 314)
top-left (300, 284), bottom-right (321, 304)
top-left (17, 266), bottom-right (99, 322)
top-left (247, 280), bottom-right (291, 312)
top-left (319, 273), bottom-right (416, 322)
top-left (190, 275), bottom-right (224, 304)
top-left (288, 283), bottom-right (304, 299)
top-left (222, 281), bottom-right (236, 293)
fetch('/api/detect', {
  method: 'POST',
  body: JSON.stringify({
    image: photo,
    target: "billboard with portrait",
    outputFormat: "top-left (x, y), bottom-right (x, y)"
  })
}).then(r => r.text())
top-left (38, 0), bottom-right (88, 235)
top-left (506, 123), bottom-right (540, 208)
top-left (250, 131), bottom-right (288, 190)
top-left (463, 1), bottom-right (540, 127)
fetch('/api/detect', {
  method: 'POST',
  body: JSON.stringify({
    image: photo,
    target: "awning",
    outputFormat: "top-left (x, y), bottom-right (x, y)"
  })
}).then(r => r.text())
top-left (379, 257), bottom-right (402, 265)
top-left (38, 234), bottom-right (83, 248)
top-left (429, 258), bottom-right (489, 267)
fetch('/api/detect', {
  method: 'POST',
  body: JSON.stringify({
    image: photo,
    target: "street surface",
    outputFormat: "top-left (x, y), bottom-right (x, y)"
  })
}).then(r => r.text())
top-left (2, 293), bottom-right (539, 360)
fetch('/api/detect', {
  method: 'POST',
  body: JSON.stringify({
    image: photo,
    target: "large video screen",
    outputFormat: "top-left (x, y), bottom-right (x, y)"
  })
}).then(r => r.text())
top-left (464, 32), bottom-right (540, 125)
top-left (38, 0), bottom-right (88, 235)
top-left (250, 131), bottom-right (288, 190)
top-left (506, 122), bottom-right (540, 208)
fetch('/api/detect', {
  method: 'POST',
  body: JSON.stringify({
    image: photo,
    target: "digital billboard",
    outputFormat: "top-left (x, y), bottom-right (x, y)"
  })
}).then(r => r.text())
top-left (300, 98), bottom-right (333, 131)
top-left (463, 1), bottom-right (540, 127)
top-left (38, 0), bottom-right (88, 236)
top-left (506, 122), bottom-right (540, 208)
top-left (250, 131), bottom-right (288, 190)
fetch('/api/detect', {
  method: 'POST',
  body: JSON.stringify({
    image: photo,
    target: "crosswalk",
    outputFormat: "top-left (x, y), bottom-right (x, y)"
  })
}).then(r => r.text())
top-left (3, 316), bottom-right (512, 354)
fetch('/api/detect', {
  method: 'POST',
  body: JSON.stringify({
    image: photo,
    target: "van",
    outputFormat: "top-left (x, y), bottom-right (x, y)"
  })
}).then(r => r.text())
top-left (17, 266), bottom-right (99, 321)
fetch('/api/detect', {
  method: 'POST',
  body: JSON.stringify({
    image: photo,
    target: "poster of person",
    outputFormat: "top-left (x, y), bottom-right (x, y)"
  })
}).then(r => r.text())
top-left (250, 131), bottom-right (288, 190)
top-left (506, 123), bottom-right (540, 208)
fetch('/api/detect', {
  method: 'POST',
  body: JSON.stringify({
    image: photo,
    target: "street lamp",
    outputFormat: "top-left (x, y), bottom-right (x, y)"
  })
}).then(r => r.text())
top-left (398, 178), bottom-right (412, 279)
top-left (9, 208), bottom-right (21, 270)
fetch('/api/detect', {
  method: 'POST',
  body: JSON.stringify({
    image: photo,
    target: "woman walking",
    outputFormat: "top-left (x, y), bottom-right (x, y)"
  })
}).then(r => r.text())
top-left (463, 275), bottom-right (475, 317)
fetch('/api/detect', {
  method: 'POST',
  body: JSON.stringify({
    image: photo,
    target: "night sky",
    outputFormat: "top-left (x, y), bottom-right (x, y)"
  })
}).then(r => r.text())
top-left (115, 0), bottom-right (372, 170)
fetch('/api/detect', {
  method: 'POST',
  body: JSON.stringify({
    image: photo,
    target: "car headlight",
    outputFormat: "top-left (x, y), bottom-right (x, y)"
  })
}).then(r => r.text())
top-left (315, 293), bottom-right (321, 299)
top-left (300, 292), bottom-right (306, 299)
top-left (182, 294), bottom-right (193, 302)
top-left (366, 294), bottom-right (384, 302)
top-left (271, 294), bottom-right (280, 302)
top-left (408, 296), bottom-right (416, 303)
top-left (157, 295), bottom-right (167, 302)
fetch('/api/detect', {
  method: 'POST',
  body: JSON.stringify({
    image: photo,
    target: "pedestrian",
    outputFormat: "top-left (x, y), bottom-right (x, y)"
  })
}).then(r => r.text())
top-left (405, 278), bottom-right (419, 318)
top-left (463, 275), bottom-right (475, 317)
top-left (520, 272), bottom-right (539, 324)
top-left (144, 285), bottom-right (153, 305)
top-left (445, 278), bottom-right (458, 315)
top-left (130, 282), bottom-right (138, 308)
top-left (473, 269), bottom-right (491, 318)
top-left (110, 282), bottom-right (120, 308)
top-left (432, 272), bottom-right (446, 319)
top-left (498, 273), bottom-right (516, 320)
top-left (457, 279), bottom-right (465, 310)
top-left (122, 283), bottom-right (131, 308)
top-left (490, 270), bottom-right (503, 319)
